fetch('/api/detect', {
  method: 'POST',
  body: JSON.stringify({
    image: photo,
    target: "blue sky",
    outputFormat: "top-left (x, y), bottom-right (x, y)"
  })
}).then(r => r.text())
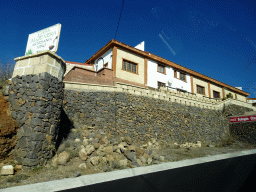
top-left (0, 0), bottom-right (256, 97)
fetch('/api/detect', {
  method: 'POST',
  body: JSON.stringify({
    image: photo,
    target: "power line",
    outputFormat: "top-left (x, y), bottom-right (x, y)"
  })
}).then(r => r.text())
top-left (114, 0), bottom-right (125, 40)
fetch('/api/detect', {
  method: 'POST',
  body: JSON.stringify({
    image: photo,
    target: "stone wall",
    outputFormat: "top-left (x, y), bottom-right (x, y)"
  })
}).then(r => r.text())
top-left (8, 72), bottom-right (64, 167)
top-left (229, 122), bottom-right (256, 145)
top-left (63, 89), bottom-right (253, 146)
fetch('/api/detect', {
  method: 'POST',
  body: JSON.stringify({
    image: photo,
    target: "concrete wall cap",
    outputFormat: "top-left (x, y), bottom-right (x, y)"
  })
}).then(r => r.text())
top-left (14, 50), bottom-right (65, 64)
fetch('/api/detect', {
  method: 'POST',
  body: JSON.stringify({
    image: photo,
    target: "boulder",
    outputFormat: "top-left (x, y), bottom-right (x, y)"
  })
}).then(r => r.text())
top-left (104, 145), bottom-right (114, 154)
top-left (100, 157), bottom-right (108, 166)
top-left (137, 159), bottom-right (143, 166)
top-left (52, 154), bottom-right (59, 166)
top-left (101, 138), bottom-right (110, 145)
top-left (152, 154), bottom-right (160, 161)
top-left (124, 151), bottom-right (134, 161)
top-left (147, 149), bottom-right (154, 157)
top-left (116, 149), bottom-right (122, 154)
top-left (112, 152), bottom-right (125, 161)
top-left (92, 143), bottom-right (100, 150)
top-left (139, 156), bottom-right (147, 164)
top-left (83, 138), bottom-right (89, 146)
top-left (90, 156), bottom-right (100, 166)
top-left (147, 157), bottom-right (152, 165)
top-left (79, 147), bottom-right (88, 161)
top-left (78, 163), bottom-right (87, 170)
top-left (85, 145), bottom-right (95, 156)
top-left (57, 151), bottom-right (70, 165)
top-left (143, 153), bottom-right (149, 160)
top-left (119, 159), bottom-right (128, 167)
top-left (118, 142), bottom-right (128, 151)
top-left (75, 138), bottom-right (81, 143)
top-left (106, 155), bottom-right (114, 164)
top-left (14, 165), bottom-right (22, 171)
top-left (135, 148), bottom-right (144, 157)
top-left (159, 156), bottom-right (165, 161)
top-left (72, 171), bottom-right (81, 177)
top-left (1, 165), bottom-right (14, 175)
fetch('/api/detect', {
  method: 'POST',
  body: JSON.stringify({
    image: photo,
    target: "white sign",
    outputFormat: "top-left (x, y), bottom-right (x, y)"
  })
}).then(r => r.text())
top-left (25, 23), bottom-right (61, 55)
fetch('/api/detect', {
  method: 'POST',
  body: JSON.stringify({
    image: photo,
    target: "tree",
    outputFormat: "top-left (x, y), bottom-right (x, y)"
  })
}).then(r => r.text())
top-left (0, 60), bottom-right (15, 88)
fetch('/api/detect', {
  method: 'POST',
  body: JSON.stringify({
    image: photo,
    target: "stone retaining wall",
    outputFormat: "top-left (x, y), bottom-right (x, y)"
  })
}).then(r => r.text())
top-left (229, 121), bottom-right (256, 145)
top-left (63, 89), bottom-right (253, 146)
top-left (8, 72), bottom-right (64, 166)
top-left (64, 81), bottom-right (256, 111)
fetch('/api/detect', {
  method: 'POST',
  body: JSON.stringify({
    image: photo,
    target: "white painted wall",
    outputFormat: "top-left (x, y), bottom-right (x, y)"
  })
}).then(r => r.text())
top-left (134, 41), bottom-right (145, 51)
top-left (94, 48), bottom-right (113, 71)
top-left (248, 99), bottom-right (256, 104)
top-left (147, 59), bottom-right (191, 92)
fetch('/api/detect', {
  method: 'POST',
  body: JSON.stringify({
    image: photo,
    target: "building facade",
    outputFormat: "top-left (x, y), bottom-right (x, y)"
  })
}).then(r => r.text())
top-left (64, 39), bottom-right (249, 102)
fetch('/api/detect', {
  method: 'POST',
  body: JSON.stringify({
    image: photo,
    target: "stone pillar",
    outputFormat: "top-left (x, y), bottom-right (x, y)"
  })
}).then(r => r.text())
top-left (9, 51), bottom-right (66, 167)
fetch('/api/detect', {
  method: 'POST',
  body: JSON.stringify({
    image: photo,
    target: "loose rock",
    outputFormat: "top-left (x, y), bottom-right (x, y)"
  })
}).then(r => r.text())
top-left (90, 156), bottom-right (100, 166)
top-left (139, 156), bottom-right (147, 164)
top-left (78, 163), bottom-right (87, 169)
top-left (1, 165), bottom-right (14, 175)
top-left (57, 151), bottom-right (70, 165)
top-left (147, 157), bottom-right (152, 165)
top-left (73, 171), bottom-right (81, 177)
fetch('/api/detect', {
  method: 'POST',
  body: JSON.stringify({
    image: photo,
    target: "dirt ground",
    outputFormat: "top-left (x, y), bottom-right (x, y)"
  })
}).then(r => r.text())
top-left (0, 94), bottom-right (19, 161)
top-left (0, 140), bottom-right (255, 190)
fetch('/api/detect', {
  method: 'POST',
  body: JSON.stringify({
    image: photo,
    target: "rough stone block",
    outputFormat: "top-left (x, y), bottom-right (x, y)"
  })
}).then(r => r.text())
top-left (85, 145), bottom-right (95, 156)
top-left (79, 147), bottom-right (88, 161)
top-left (57, 151), bottom-right (70, 165)
top-left (1, 165), bottom-right (14, 175)
top-left (31, 132), bottom-right (44, 141)
top-left (90, 156), bottom-right (100, 166)
top-left (78, 163), bottom-right (87, 170)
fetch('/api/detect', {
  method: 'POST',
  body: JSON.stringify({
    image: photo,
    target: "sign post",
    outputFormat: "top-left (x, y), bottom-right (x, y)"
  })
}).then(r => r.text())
top-left (25, 23), bottom-right (61, 55)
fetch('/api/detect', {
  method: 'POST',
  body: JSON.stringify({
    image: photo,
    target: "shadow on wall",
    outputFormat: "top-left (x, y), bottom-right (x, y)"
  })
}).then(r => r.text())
top-left (55, 109), bottom-right (74, 151)
top-left (229, 122), bottom-right (256, 145)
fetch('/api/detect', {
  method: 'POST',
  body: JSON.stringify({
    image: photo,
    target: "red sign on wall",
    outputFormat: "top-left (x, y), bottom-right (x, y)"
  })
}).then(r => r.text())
top-left (230, 115), bottom-right (256, 123)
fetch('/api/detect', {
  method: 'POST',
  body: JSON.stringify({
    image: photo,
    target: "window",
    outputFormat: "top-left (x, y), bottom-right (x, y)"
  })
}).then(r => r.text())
top-left (174, 70), bottom-right (177, 78)
top-left (174, 69), bottom-right (186, 82)
top-left (158, 81), bottom-right (166, 89)
top-left (157, 64), bottom-right (165, 74)
top-left (122, 60), bottom-right (137, 73)
top-left (180, 72), bottom-right (186, 81)
top-left (197, 85), bottom-right (205, 95)
top-left (213, 91), bottom-right (220, 98)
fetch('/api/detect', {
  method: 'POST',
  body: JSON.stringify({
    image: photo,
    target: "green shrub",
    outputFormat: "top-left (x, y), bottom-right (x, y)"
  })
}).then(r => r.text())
top-left (226, 93), bottom-right (233, 99)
